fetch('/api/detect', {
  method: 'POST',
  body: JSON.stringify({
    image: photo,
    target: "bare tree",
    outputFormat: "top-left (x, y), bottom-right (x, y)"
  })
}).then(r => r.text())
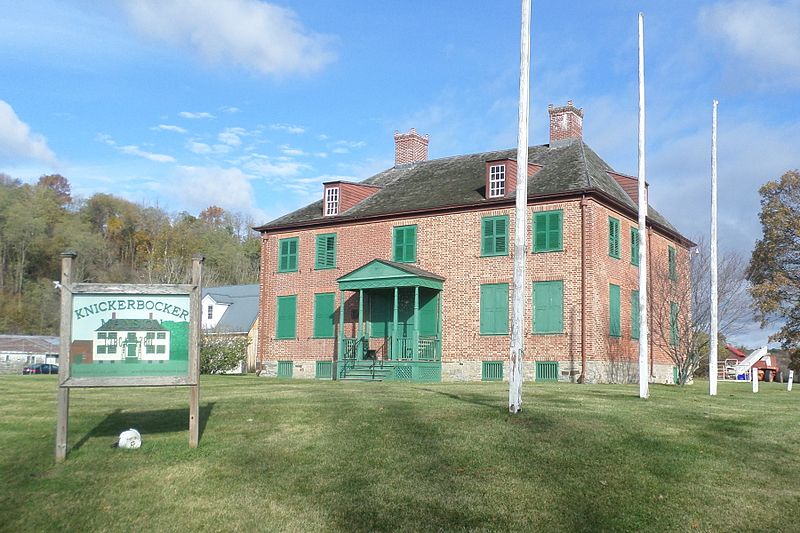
top-left (650, 237), bottom-right (750, 384)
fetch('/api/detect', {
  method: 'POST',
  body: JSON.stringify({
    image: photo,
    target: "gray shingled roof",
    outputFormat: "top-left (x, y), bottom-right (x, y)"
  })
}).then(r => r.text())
top-left (0, 335), bottom-right (59, 354)
top-left (203, 284), bottom-right (259, 334)
top-left (256, 141), bottom-right (680, 236)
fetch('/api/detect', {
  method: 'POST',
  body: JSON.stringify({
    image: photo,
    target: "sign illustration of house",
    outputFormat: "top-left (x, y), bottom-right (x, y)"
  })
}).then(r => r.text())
top-left (94, 313), bottom-right (171, 362)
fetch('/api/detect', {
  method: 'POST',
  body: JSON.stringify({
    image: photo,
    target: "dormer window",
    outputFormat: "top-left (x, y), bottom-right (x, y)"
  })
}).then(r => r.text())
top-left (489, 164), bottom-right (506, 198)
top-left (325, 186), bottom-right (339, 216)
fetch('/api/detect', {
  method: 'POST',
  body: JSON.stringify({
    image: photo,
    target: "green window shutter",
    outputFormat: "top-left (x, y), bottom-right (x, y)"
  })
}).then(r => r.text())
top-left (609, 284), bottom-right (621, 337)
top-left (393, 225), bottom-right (417, 262)
top-left (670, 302), bottom-right (679, 345)
top-left (533, 210), bottom-right (563, 252)
top-left (276, 295), bottom-right (297, 339)
top-left (631, 228), bottom-right (639, 266)
top-left (668, 246), bottom-right (677, 281)
top-left (608, 217), bottom-right (620, 258)
top-left (631, 290), bottom-right (640, 340)
top-left (315, 233), bottom-right (337, 269)
top-left (312, 293), bottom-right (335, 338)
top-left (533, 280), bottom-right (563, 333)
top-left (482, 216), bottom-right (509, 256)
top-left (278, 237), bottom-right (298, 272)
top-left (480, 283), bottom-right (509, 335)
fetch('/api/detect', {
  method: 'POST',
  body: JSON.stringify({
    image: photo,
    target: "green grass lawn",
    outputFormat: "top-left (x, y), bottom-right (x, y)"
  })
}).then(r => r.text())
top-left (1, 376), bottom-right (797, 532)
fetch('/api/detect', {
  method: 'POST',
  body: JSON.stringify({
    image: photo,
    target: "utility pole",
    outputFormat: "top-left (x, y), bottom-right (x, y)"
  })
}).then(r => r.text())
top-left (710, 100), bottom-right (719, 396)
top-left (509, 0), bottom-right (531, 414)
top-left (637, 12), bottom-right (649, 399)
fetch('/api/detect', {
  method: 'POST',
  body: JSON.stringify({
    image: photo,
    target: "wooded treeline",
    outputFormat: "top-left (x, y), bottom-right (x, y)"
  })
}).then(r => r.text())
top-left (0, 173), bottom-right (261, 335)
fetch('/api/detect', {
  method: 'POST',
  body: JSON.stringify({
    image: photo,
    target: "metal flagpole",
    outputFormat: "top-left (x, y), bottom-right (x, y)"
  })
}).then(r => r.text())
top-left (710, 100), bottom-right (719, 396)
top-left (509, 0), bottom-right (531, 414)
top-left (637, 12), bottom-right (649, 399)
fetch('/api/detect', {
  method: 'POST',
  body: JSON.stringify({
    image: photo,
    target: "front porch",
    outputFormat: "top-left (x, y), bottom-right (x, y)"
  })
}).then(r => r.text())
top-left (336, 260), bottom-right (444, 381)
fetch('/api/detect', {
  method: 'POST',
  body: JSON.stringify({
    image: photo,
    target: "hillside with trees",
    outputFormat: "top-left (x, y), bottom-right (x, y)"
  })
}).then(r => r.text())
top-left (0, 173), bottom-right (260, 335)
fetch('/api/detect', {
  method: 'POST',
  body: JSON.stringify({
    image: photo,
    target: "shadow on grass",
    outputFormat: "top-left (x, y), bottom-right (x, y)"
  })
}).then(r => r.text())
top-left (72, 402), bottom-right (215, 451)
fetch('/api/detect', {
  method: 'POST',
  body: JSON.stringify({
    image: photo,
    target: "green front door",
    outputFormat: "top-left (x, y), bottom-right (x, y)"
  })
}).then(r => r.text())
top-left (126, 333), bottom-right (138, 360)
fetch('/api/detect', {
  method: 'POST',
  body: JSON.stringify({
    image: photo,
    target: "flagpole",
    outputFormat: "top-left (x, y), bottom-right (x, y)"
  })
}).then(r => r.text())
top-left (710, 100), bottom-right (719, 396)
top-left (637, 12), bottom-right (649, 399)
top-left (509, 0), bottom-right (531, 414)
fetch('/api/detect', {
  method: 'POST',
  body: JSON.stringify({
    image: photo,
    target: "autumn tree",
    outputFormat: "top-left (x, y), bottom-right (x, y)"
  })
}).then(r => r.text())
top-left (747, 170), bottom-right (800, 355)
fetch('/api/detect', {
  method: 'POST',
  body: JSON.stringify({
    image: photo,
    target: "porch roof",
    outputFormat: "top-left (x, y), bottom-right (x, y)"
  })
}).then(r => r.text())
top-left (337, 259), bottom-right (444, 290)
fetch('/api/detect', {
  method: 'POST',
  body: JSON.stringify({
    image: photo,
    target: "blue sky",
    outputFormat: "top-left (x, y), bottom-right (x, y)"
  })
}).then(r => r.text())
top-left (2, 1), bottom-right (799, 343)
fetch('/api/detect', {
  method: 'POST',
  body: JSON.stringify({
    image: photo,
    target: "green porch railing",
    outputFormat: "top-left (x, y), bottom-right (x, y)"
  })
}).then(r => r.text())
top-left (342, 337), bottom-right (368, 360)
top-left (392, 336), bottom-right (440, 361)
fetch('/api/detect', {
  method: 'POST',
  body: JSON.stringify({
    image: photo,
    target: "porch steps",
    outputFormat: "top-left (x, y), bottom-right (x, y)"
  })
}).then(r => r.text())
top-left (339, 361), bottom-right (396, 381)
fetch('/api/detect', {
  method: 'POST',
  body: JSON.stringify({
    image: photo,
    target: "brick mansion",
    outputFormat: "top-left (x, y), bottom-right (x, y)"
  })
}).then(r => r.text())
top-left (255, 101), bottom-right (692, 383)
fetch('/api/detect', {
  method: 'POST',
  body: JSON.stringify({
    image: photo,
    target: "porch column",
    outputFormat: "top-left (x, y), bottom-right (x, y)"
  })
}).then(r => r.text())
top-left (413, 285), bottom-right (420, 361)
top-left (338, 290), bottom-right (346, 363)
top-left (358, 289), bottom-right (364, 359)
top-left (392, 287), bottom-right (399, 361)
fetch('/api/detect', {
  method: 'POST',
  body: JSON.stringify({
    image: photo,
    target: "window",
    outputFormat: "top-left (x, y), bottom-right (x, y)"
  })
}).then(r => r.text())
top-left (481, 215), bottom-right (509, 256)
top-left (609, 284), bottom-right (621, 337)
top-left (278, 237), bottom-right (298, 272)
top-left (146, 332), bottom-right (155, 339)
top-left (631, 228), bottom-right (639, 266)
top-left (97, 345), bottom-right (107, 354)
top-left (313, 293), bottom-right (336, 338)
top-left (146, 345), bottom-right (155, 354)
top-left (315, 233), bottom-right (337, 270)
top-left (97, 332), bottom-right (107, 339)
top-left (533, 280), bottom-right (563, 334)
top-left (488, 164), bottom-right (506, 198)
top-left (207, 305), bottom-right (213, 319)
top-left (533, 210), bottom-right (563, 252)
top-left (668, 246), bottom-right (677, 281)
top-left (156, 332), bottom-right (166, 340)
top-left (631, 290), bottom-right (640, 340)
top-left (480, 283), bottom-right (509, 335)
top-left (393, 225), bottom-right (417, 263)
top-left (156, 345), bottom-right (166, 354)
top-left (276, 295), bottom-right (297, 339)
top-left (325, 186), bottom-right (339, 216)
top-left (608, 217), bottom-right (620, 258)
top-left (670, 302), bottom-right (679, 345)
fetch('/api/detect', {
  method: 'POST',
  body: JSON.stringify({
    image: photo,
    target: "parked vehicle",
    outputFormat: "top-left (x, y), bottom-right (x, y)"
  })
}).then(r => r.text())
top-left (22, 363), bottom-right (59, 375)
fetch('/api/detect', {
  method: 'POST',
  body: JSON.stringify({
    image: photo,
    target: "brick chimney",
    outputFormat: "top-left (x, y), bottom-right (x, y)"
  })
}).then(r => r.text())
top-left (394, 128), bottom-right (429, 166)
top-left (548, 100), bottom-right (584, 147)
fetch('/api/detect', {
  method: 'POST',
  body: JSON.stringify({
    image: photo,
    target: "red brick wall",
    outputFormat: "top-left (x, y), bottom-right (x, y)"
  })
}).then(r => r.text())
top-left (258, 198), bottom-right (689, 372)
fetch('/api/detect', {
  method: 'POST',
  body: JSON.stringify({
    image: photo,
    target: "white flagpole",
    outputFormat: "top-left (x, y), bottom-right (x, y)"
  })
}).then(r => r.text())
top-left (509, 0), bottom-right (531, 414)
top-left (637, 12), bottom-right (649, 399)
top-left (710, 100), bottom-right (719, 396)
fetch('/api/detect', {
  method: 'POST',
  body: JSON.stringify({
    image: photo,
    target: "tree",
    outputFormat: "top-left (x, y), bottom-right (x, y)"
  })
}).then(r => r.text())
top-left (650, 238), bottom-right (750, 385)
top-left (37, 174), bottom-right (72, 205)
top-left (747, 170), bottom-right (800, 351)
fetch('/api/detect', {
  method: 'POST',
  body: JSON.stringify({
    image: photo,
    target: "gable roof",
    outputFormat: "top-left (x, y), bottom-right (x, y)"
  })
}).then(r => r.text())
top-left (337, 259), bottom-right (445, 290)
top-left (97, 319), bottom-right (166, 332)
top-left (0, 335), bottom-right (59, 354)
top-left (256, 141), bottom-right (688, 244)
top-left (202, 284), bottom-right (259, 333)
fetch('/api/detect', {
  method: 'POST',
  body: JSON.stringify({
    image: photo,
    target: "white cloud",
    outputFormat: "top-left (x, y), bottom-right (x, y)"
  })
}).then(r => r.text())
top-left (97, 133), bottom-right (175, 163)
top-left (281, 145), bottom-right (306, 157)
top-left (123, 0), bottom-right (336, 76)
top-left (699, 1), bottom-right (800, 85)
top-left (270, 123), bottom-right (305, 134)
top-left (329, 139), bottom-right (366, 154)
top-left (220, 106), bottom-right (240, 114)
top-left (187, 141), bottom-right (212, 154)
top-left (171, 165), bottom-right (262, 217)
top-left (179, 111), bottom-right (215, 120)
top-left (218, 127), bottom-right (247, 146)
top-left (242, 153), bottom-right (310, 178)
top-left (153, 124), bottom-right (187, 133)
top-left (0, 100), bottom-right (56, 164)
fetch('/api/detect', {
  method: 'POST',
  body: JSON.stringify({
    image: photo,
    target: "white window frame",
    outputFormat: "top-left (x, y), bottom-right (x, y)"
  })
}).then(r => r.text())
top-left (207, 305), bottom-right (213, 320)
top-left (489, 165), bottom-right (506, 198)
top-left (325, 186), bottom-right (340, 216)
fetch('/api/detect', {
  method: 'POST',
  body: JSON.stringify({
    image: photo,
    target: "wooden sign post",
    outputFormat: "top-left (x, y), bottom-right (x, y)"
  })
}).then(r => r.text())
top-left (55, 252), bottom-right (203, 462)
